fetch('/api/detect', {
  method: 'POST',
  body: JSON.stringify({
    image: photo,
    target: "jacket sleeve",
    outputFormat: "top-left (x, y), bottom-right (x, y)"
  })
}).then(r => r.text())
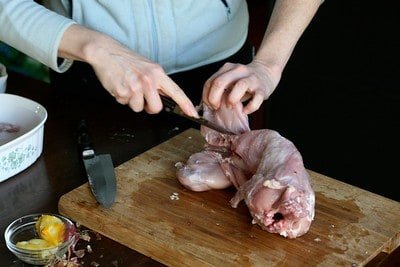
top-left (0, 0), bottom-right (76, 73)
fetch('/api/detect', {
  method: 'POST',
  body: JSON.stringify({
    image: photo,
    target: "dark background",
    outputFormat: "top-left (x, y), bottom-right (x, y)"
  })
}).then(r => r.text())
top-left (248, 0), bottom-right (399, 201)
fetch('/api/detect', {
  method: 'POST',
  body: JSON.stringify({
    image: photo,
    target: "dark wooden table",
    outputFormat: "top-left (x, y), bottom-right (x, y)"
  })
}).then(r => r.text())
top-left (1, 70), bottom-right (399, 266)
top-left (0, 70), bottom-right (195, 266)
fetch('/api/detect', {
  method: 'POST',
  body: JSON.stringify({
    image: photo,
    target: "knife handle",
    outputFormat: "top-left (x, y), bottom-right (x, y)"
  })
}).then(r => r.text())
top-left (160, 95), bottom-right (178, 113)
top-left (77, 120), bottom-right (94, 153)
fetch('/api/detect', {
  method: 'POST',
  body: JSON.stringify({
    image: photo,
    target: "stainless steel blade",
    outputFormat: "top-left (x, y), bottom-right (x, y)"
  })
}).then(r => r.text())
top-left (174, 111), bottom-right (235, 135)
top-left (83, 153), bottom-right (116, 208)
top-left (160, 96), bottom-right (235, 135)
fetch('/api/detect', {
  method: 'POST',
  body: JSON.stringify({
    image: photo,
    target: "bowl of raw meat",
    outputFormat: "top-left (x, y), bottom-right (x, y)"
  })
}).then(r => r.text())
top-left (0, 93), bottom-right (47, 182)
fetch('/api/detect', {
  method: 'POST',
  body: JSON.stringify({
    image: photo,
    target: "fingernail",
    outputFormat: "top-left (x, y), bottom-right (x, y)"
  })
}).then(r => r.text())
top-left (190, 108), bottom-right (199, 118)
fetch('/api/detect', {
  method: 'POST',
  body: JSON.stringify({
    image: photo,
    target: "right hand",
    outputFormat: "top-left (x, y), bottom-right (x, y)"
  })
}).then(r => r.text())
top-left (59, 25), bottom-right (198, 117)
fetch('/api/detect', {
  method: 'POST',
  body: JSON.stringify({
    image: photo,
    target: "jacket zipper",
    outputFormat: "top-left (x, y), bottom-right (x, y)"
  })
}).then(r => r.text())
top-left (147, 0), bottom-right (159, 62)
top-left (220, 0), bottom-right (232, 20)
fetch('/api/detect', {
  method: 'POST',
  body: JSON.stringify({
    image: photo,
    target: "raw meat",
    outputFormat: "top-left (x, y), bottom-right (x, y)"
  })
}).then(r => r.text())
top-left (0, 122), bottom-right (20, 133)
top-left (176, 98), bottom-right (315, 238)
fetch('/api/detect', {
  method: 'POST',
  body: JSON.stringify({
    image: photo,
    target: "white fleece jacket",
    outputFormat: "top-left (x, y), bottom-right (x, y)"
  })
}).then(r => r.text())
top-left (0, 0), bottom-right (248, 74)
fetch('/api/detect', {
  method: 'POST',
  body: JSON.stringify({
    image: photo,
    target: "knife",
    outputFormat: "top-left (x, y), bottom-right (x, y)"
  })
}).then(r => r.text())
top-left (160, 96), bottom-right (235, 135)
top-left (78, 120), bottom-right (116, 208)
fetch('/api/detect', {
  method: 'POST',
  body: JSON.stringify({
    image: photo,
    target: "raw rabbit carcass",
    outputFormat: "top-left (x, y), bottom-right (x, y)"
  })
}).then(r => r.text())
top-left (176, 98), bottom-right (315, 238)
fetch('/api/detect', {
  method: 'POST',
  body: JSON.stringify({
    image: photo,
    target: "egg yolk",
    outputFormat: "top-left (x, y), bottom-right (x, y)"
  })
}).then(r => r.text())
top-left (35, 215), bottom-right (66, 245)
top-left (16, 239), bottom-right (55, 250)
top-left (15, 215), bottom-right (66, 250)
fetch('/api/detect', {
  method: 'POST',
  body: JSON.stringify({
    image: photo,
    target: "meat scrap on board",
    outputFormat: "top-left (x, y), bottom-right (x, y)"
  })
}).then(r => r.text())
top-left (176, 97), bottom-right (315, 238)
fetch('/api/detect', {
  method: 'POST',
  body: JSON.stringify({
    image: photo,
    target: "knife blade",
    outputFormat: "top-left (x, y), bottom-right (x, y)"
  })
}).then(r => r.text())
top-left (160, 96), bottom-right (235, 135)
top-left (78, 120), bottom-right (116, 208)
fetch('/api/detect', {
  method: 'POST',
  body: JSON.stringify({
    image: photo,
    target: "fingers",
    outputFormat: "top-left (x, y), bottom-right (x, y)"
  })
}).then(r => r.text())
top-left (112, 75), bottom-right (147, 112)
top-left (113, 84), bottom-right (131, 105)
top-left (243, 93), bottom-right (264, 114)
top-left (143, 81), bottom-right (163, 114)
top-left (93, 46), bottom-right (186, 115)
top-left (203, 61), bottom-right (277, 114)
top-left (128, 91), bottom-right (145, 112)
top-left (124, 81), bottom-right (163, 114)
top-left (226, 77), bottom-right (253, 107)
top-left (133, 73), bottom-right (163, 114)
top-left (203, 63), bottom-right (238, 109)
top-left (160, 76), bottom-right (199, 118)
top-left (225, 77), bottom-right (263, 114)
top-left (111, 67), bottom-right (196, 117)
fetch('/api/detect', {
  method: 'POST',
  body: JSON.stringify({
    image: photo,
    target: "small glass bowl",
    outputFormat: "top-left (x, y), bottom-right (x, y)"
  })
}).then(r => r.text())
top-left (4, 213), bottom-right (77, 265)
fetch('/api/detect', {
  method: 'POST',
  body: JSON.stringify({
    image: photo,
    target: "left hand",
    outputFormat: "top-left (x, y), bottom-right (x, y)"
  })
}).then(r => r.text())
top-left (202, 59), bottom-right (281, 114)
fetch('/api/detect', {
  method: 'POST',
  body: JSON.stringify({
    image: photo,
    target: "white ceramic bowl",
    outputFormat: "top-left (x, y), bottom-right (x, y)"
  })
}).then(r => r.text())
top-left (0, 62), bottom-right (7, 93)
top-left (0, 94), bottom-right (47, 182)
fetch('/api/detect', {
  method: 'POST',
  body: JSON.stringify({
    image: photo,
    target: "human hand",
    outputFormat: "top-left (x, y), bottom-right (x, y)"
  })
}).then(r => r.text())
top-left (59, 25), bottom-right (198, 117)
top-left (202, 59), bottom-right (281, 114)
top-left (90, 42), bottom-right (198, 117)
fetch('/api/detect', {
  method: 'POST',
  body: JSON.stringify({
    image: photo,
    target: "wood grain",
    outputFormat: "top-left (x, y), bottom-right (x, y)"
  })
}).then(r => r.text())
top-left (59, 128), bottom-right (400, 266)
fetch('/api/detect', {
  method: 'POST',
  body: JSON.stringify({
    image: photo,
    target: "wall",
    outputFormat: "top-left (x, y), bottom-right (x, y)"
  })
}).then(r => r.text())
top-left (249, 0), bottom-right (399, 200)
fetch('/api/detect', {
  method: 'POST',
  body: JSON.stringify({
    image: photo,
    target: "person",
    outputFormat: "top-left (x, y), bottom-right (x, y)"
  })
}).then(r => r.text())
top-left (0, 0), bottom-right (323, 118)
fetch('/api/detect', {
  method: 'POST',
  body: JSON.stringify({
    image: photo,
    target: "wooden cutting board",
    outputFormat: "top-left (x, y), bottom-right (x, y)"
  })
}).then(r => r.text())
top-left (59, 128), bottom-right (400, 266)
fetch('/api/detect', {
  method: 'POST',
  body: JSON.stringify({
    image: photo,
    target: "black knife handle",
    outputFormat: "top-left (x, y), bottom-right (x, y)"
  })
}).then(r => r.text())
top-left (160, 95), bottom-right (178, 113)
top-left (77, 119), bottom-right (94, 152)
